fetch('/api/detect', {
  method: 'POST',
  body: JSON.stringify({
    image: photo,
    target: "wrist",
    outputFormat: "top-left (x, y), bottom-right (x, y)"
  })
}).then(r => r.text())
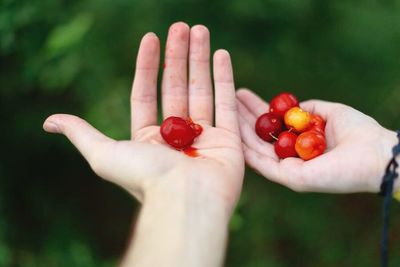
top-left (143, 185), bottom-right (231, 230)
top-left (143, 171), bottom-right (235, 222)
top-left (377, 128), bottom-right (399, 193)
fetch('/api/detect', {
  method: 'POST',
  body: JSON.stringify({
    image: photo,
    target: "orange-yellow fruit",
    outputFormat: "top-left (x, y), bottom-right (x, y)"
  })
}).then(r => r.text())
top-left (295, 131), bottom-right (326, 160)
top-left (284, 107), bottom-right (311, 132)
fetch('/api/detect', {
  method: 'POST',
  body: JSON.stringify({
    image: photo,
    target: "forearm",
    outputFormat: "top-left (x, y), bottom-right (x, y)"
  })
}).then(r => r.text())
top-left (120, 176), bottom-right (232, 267)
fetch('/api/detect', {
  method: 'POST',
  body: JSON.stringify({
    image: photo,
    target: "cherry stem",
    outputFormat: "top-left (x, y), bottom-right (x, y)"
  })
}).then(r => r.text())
top-left (269, 133), bottom-right (278, 141)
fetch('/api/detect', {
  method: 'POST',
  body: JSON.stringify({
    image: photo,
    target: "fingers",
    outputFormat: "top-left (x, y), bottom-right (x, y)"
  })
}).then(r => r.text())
top-left (131, 33), bottom-right (160, 136)
top-left (244, 144), bottom-right (307, 192)
top-left (162, 22), bottom-right (190, 118)
top-left (237, 98), bottom-right (257, 125)
top-left (188, 25), bottom-right (213, 124)
top-left (243, 144), bottom-right (283, 183)
top-left (300, 100), bottom-right (340, 120)
top-left (213, 50), bottom-right (239, 134)
top-left (236, 88), bottom-right (269, 117)
top-left (43, 114), bottom-right (115, 165)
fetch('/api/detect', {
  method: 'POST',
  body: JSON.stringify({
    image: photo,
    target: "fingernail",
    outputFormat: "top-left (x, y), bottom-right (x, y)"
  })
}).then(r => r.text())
top-left (43, 121), bottom-right (60, 134)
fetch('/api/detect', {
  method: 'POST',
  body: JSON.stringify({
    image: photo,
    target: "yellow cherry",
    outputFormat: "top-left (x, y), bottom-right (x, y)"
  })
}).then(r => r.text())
top-left (284, 107), bottom-right (311, 132)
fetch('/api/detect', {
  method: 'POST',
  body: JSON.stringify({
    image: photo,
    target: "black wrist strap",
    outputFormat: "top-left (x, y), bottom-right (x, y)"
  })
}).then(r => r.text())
top-left (379, 130), bottom-right (400, 267)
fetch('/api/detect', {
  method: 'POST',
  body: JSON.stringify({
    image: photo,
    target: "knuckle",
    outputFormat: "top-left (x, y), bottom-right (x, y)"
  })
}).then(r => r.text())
top-left (189, 86), bottom-right (212, 96)
top-left (163, 86), bottom-right (188, 97)
top-left (131, 93), bottom-right (156, 104)
top-left (63, 116), bottom-right (87, 138)
top-left (216, 101), bottom-right (237, 112)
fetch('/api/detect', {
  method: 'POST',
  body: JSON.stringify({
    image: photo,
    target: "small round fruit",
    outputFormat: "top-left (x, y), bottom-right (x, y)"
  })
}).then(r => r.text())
top-left (308, 114), bottom-right (325, 133)
top-left (160, 116), bottom-right (196, 149)
top-left (284, 107), bottom-right (311, 132)
top-left (269, 92), bottom-right (299, 118)
top-left (274, 131), bottom-right (298, 159)
top-left (255, 113), bottom-right (283, 142)
top-left (295, 131), bottom-right (326, 160)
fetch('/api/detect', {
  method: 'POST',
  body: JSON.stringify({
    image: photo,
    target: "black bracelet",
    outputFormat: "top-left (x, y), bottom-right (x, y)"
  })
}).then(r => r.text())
top-left (379, 130), bottom-right (400, 267)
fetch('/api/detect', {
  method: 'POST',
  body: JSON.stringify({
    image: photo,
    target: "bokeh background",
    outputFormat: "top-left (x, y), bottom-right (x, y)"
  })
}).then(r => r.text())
top-left (1, 0), bottom-right (400, 266)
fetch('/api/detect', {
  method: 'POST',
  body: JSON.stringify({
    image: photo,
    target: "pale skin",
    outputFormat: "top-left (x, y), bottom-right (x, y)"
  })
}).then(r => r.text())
top-left (43, 22), bottom-right (244, 267)
top-left (237, 89), bottom-right (399, 193)
top-left (42, 22), bottom-right (399, 267)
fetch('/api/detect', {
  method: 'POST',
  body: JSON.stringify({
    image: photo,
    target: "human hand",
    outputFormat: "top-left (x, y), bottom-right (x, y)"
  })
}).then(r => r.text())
top-left (43, 22), bottom-right (244, 214)
top-left (237, 89), bottom-right (398, 193)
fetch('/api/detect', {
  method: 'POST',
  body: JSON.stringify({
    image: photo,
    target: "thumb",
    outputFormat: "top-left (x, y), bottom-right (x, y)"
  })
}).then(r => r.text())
top-left (43, 113), bottom-right (115, 171)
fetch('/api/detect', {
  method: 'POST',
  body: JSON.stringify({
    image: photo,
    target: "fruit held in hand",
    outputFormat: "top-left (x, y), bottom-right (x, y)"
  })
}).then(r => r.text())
top-left (269, 92), bottom-right (299, 118)
top-left (160, 116), bottom-right (202, 149)
top-left (295, 131), bottom-right (326, 160)
top-left (255, 113), bottom-right (283, 142)
top-left (284, 107), bottom-right (311, 132)
top-left (274, 131), bottom-right (298, 159)
top-left (255, 92), bottom-right (328, 161)
top-left (308, 114), bottom-right (325, 133)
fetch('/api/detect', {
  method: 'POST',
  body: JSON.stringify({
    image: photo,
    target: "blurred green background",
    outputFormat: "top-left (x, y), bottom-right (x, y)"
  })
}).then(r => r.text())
top-left (1, 0), bottom-right (400, 266)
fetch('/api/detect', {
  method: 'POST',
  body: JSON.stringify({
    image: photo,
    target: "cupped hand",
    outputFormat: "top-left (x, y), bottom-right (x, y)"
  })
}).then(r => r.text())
top-left (43, 23), bottom-right (244, 212)
top-left (237, 89), bottom-right (397, 193)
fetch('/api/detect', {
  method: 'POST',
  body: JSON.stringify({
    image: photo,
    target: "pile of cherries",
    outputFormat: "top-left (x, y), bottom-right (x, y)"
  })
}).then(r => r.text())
top-left (255, 92), bottom-right (327, 160)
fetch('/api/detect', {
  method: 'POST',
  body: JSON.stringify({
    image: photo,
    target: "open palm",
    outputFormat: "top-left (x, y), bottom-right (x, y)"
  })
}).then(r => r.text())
top-left (44, 23), bottom-right (244, 209)
top-left (237, 89), bottom-right (396, 193)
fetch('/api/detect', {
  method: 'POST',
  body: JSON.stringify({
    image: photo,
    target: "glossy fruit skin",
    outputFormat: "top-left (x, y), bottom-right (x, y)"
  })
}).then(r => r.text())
top-left (160, 116), bottom-right (201, 149)
top-left (308, 114), bottom-right (325, 133)
top-left (255, 113), bottom-right (283, 142)
top-left (186, 117), bottom-right (203, 137)
top-left (284, 107), bottom-right (311, 132)
top-left (274, 131), bottom-right (298, 159)
top-left (269, 92), bottom-right (299, 118)
top-left (295, 131), bottom-right (326, 160)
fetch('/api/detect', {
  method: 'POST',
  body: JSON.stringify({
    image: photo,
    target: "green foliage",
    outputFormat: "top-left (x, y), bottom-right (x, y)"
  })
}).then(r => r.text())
top-left (45, 13), bottom-right (93, 58)
top-left (1, 0), bottom-right (400, 266)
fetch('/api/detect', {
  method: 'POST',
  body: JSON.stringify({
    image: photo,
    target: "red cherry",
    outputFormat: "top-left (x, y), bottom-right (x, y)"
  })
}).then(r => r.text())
top-left (308, 114), bottom-right (325, 133)
top-left (295, 130), bottom-right (326, 160)
top-left (255, 113), bottom-right (283, 142)
top-left (274, 131), bottom-right (298, 159)
top-left (269, 92), bottom-right (299, 118)
top-left (160, 116), bottom-right (196, 149)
